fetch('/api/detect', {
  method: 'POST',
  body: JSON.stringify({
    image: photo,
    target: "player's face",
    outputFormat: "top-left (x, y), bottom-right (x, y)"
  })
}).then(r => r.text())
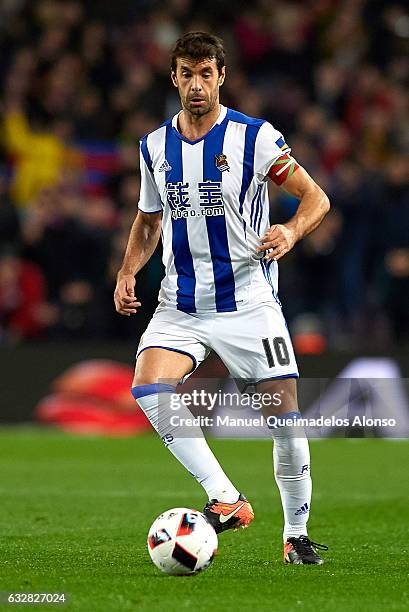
top-left (172, 57), bottom-right (225, 116)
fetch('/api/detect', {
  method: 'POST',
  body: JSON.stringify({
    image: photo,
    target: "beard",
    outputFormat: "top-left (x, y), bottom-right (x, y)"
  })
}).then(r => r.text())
top-left (184, 91), bottom-right (218, 116)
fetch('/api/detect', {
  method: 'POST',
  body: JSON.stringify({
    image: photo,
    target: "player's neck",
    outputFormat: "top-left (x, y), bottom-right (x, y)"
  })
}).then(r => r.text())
top-left (178, 103), bottom-right (221, 141)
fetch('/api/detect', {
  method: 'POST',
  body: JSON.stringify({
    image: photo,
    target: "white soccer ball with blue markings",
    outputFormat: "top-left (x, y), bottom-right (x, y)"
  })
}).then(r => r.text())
top-left (147, 508), bottom-right (218, 575)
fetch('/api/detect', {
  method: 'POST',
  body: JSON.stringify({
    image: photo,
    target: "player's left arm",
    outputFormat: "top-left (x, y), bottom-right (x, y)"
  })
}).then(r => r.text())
top-left (258, 164), bottom-right (330, 261)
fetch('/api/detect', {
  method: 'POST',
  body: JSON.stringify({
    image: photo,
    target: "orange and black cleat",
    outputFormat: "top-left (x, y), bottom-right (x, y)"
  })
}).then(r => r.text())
top-left (203, 494), bottom-right (254, 534)
top-left (284, 535), bottom-right (328, 565)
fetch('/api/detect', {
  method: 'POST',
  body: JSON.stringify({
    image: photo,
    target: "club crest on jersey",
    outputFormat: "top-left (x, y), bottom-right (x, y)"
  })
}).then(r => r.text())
top-left (215, 153), bottom-right (230, 172)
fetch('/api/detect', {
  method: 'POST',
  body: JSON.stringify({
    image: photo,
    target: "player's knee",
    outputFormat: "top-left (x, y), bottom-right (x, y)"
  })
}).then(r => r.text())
top-left (131, 382), bottom-right (176, 401)
top-left (130, 379), bottom-right (160, 403)
top-left (132, 373), bottom-right (158, 387)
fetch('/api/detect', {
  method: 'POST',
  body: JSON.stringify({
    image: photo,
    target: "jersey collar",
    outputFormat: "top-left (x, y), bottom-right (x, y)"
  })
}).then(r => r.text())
top-left (171, 105), bottom-right (228, 145)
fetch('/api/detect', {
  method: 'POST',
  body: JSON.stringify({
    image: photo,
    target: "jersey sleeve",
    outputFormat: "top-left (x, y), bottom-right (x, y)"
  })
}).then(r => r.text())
top-left (254, 122), bottom-right (297, 184)
top-left (137, 138), bottom-right (163, 214)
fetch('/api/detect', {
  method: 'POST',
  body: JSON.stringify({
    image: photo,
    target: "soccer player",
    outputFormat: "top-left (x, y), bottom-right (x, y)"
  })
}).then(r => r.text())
top-left (114, 32), bottom-right (330, 564)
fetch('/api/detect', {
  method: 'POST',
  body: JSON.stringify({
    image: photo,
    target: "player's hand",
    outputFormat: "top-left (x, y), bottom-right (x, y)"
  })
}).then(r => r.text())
top-left (114, 274), bottom-right (141, 316)
top-left (257, 224), bottom-right (296, 261)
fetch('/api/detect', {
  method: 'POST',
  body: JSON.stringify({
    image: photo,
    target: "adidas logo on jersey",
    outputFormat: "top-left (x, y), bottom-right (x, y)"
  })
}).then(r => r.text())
top-left (294, 503), bottom-right (309, 516)
top-left (159, 160), bottom-right (172, 172)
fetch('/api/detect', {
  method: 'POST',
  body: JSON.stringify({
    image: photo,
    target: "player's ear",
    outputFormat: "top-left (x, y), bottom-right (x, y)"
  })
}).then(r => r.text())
top-left (218, 67), bottom-right (226, 87)
top-left (171, 70), bottom-right (178, 88)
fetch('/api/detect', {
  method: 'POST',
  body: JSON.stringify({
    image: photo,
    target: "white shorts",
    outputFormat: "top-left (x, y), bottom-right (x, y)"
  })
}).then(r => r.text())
top-left (136, 301), bottom-right (298, 384)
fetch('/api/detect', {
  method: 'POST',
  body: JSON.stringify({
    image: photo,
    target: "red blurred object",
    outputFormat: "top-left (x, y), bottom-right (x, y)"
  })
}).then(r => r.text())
top-left (0, 258), bottom-right (48, 338)
top-left (53, 359), bottom-right (137, 408)
top-left (36, 395), bottom-right (149, 436)
top-left (294, 333), bottom-right (327, 355)
top-left (234, 15), bottom-right (272, 63)
top-left (34, 359), bottom-right (151, 436)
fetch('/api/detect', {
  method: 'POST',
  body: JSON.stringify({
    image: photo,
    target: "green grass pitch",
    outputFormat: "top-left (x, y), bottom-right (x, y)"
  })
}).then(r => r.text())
top-left (0, 428), bottom-right (408, 611)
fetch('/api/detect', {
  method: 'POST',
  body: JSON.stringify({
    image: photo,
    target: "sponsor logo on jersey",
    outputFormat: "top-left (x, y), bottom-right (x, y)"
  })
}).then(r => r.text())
top-left (166, 181), bottom-right (225, 220)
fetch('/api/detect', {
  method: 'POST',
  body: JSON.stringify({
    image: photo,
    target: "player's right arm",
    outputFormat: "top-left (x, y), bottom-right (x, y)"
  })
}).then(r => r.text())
top-left (114, 211), bottom-right (162, 316)
top-left (115, 137), bottom-right (163, 316)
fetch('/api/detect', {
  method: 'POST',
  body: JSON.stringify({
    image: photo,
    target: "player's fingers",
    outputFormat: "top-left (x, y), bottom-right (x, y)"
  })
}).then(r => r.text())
top-left (257, 239), bottom-right (282, 252)
top-left (121, 296), bottom-right (140, 305)
top-left (118, 306), bottom-right (137, 315)
top-left (262, 235), bottom-right (285, 249)
top-left (120, 301), bottom-right (139, 309)
top-left (271, 240), bottom-right (288, 251)
top-left (265, 247), bottom-right (287, 261)
top-left (259, 232), bottom-right (285, 247)
top-left (258, 236), bottom-right (278, 248)
top-left (256, 243), bottom-right (269, 252)
top-left (114, 298), bottom-right (140, 314)
top-left (114, 299), bottom-right (140, 312)
top-left (273, 250), bottom-right (287, 261)
top-left (121, 303), bottom-right (140, 313)
top-left (267, 237), bottom-right (284, 249)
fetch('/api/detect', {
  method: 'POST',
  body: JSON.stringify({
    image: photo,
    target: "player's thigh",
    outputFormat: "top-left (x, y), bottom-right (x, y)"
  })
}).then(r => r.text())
top-left (133, 307), bottom-right (209, 386)
top-left (212, 302), bottom-right (298, 383)
top-left (133, 347), bottom-right (193, 386)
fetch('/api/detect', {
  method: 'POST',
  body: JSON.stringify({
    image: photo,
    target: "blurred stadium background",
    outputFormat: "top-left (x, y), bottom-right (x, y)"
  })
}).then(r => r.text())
top-left (0, 0), bottom-right (408, 426)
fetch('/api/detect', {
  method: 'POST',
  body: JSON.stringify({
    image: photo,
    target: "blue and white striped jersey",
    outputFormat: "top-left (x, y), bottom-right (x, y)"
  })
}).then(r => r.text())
top-left (138, 105), bottom-right (290, 314)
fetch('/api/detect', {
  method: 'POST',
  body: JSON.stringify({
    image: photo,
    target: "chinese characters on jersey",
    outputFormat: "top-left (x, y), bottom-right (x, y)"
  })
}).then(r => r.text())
top-left (166, 181), bottom-right (225, 219)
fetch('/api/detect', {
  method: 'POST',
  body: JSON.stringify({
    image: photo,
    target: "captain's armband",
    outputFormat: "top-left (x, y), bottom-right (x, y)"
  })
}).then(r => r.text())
top-left (267, 154), bottom-right (300, 186)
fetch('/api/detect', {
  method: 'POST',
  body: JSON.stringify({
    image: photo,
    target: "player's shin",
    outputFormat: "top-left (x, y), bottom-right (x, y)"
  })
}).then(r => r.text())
top-left (131, 384), bottom-right (239, 503)
top-left (270, 412), bottom-right (312, 541)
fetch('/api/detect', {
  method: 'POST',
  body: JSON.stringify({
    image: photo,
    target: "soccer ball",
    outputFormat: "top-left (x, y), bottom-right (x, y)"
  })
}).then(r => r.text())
top-left (147, 508), bottom-right (218, 575)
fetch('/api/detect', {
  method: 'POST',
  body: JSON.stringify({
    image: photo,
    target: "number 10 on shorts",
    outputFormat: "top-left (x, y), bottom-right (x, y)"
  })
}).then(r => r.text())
top-left (262, 337), bottom-right (290, 367)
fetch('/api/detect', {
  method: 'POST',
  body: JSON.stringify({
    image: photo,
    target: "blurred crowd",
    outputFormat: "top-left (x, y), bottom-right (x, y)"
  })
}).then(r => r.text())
top-left (0, 0), bottom-right (408, 350)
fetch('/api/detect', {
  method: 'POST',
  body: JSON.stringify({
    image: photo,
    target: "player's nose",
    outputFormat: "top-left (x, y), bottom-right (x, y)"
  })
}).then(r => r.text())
top-left (190, 76), bottom-right (202, 92)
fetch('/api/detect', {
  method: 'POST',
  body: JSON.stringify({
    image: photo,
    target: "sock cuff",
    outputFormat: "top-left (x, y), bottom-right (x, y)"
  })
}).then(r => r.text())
top-left (131, 383), bottom-right (176, 400)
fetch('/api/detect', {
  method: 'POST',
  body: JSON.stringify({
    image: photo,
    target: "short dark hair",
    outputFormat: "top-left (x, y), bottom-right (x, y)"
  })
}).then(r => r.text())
top-left (171, 32), bottom-right (225, 74)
